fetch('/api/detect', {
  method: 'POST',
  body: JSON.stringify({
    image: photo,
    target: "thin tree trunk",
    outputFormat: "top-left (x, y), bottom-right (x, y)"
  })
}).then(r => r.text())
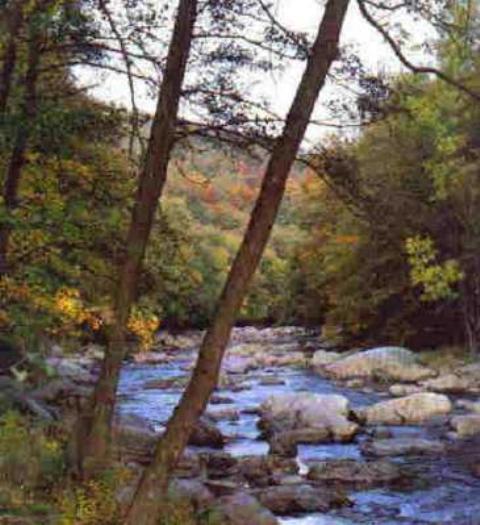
top-left (0, 26), bottom-right (41, 275)
top-left (125, 1), bottom-right (350, 522)
top-left (73, 0), bottom-right (199, 477)
top-left (0, 0), bottom-right (26, 114)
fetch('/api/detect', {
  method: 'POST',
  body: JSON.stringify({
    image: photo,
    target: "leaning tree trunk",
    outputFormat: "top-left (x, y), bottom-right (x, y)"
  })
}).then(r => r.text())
top-left (0, 24), bottom-right (41, 276)
top-left (124, 0), bottom-right (350, 522)
top-left (0, 0), bottom-right (26, 114)
top-left (73, 0), bottom-right (199, 477)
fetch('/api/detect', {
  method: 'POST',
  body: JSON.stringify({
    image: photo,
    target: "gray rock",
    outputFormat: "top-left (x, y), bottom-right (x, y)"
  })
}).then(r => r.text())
top-left (238, 455), bottom-right (298, 488)
top-left (307, 459), bottom-right (402, 487)
top-left (210, 394), bottom-right (235, 405)
top-left (450, 414), bottom-right (480, 438)
top-left (189, 417), bottom-right (226, 448)
top-left (358, 393), bottom-right (452, 425)
top-left (258, 376), bottom-right (286, 386)
top-left (311, 350), bottom-right (342, 369)
top-left (206, 407), bottom-right (240, 422)
top-left (113, 413), bottom-right (157, 464)
top-left (325, 347), bottom-right (435, 383)
top-left (269, 428), bottom-right (332, 457)
top-left (456, 399), bottom-right (480, 413)
top-left (362, 437), bottom-right (446, 457)
top-left (421, 374), bottom-right (473, 393)
top-left (259, 393), bottom-right (358, 442)
top-left (389, 384), bottom-right (424, 397)
top-left (255, 484), bottom-right (349, 515)
top-left (211, 492), bottom-right (279, 525)
top-left (169, 478), bottom-right (214, 512)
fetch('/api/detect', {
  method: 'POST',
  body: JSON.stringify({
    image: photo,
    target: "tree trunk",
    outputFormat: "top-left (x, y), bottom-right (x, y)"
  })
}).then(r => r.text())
top-left (0, 24), bottom-right (41, 276)
top-left (124, 1), bottom-right (350, 522)
top-left (0, 0), bottom-right (26, 114)
top-left (73, 0), bottom-right (199, 477)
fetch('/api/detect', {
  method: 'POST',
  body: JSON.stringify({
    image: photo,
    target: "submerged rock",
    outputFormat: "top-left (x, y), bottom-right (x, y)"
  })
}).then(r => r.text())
top-left (361, 437), bottom-right (446, 457)
top-left (358, 393), bottom-right (452, 425)
top-left (324, 347), bottom-right (435, 383)
top-left (307, 459), bottom-right (402, 487)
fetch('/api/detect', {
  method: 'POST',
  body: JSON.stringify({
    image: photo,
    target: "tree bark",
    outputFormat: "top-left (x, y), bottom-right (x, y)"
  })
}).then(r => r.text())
top-left (0, 0), bottom-right (26, 114)
top-left (0, 22), bottom-right (41, 276)
top-left (73, 0), bottom-right (199, 477)
top-left (124, 0), bottom-right (350, 522)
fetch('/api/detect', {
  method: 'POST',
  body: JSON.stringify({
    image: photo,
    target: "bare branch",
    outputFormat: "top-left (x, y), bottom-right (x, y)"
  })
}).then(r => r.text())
top-left (357, 0), bottom-right (480, 102)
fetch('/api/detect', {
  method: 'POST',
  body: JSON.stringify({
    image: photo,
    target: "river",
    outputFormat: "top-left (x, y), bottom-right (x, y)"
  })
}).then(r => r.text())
top-left (117, 328), bottom-right (480, 525)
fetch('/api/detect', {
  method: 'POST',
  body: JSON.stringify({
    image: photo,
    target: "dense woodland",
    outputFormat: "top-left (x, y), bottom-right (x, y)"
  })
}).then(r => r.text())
top-left (1, 0), bottom-right (480, 523)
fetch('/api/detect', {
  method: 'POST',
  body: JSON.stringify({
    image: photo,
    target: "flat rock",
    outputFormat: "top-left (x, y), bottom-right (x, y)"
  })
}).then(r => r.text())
top-left (389, 384), bottom-right (424, 397)
top-left (269, 428), bottom-right (332, 457)
top-left (206, 407), bottom-right (240, 422)
top-left (361, 437), bottom-right (446, 457)
top-left (258, 376), bottom-right (286, 386)
top-left (238, 455), bottom-right (298, 488)
top-left (255, 484), bottom-right (348, 515)
top-left (325, 347), bottom-right (435, 383)
top-left (421, 373), bottom-right (473, 393)
top-left (307, 459), bottom-right (402, 487)
top-left (358, 393), bottom-right (452, 425)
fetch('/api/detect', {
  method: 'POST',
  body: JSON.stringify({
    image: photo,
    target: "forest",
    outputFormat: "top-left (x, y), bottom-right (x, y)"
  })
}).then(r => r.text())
top-left (1, 0), bottom-right (480, 524)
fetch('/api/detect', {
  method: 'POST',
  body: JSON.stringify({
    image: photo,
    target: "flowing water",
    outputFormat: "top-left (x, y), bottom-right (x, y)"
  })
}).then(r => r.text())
top-left (118, 328), bottom-right (480, 525)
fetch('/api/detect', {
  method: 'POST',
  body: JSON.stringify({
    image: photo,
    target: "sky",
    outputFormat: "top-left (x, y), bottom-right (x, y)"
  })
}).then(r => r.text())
top-left (79, 0), bottom-right (435, 144)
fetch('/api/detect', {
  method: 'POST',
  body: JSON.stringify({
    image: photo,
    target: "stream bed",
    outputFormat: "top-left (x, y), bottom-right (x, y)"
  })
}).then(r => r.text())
top-left (117, 329), bottom-right (480, 525)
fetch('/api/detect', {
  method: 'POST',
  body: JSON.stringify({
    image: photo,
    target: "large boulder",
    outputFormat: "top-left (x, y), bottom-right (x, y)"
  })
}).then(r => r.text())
top-left (450, 414), bottom-right (480, 438)
top-left (324, 347), bottom-right (435, 383)
top-left (362, 437), bottom-right (446, 457)
top-left (421, 374), bottom-right (473, 394)
top-left (210, 492), bottom-right (279, 525)
top-left (259, 393), bottom-right (358, 443)
top-left (358, 393), bottom-right (452, 425)
top-left (255, 484), bottom-right (349, 515)
top-left (307, 459), bottom-right (402, 488)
